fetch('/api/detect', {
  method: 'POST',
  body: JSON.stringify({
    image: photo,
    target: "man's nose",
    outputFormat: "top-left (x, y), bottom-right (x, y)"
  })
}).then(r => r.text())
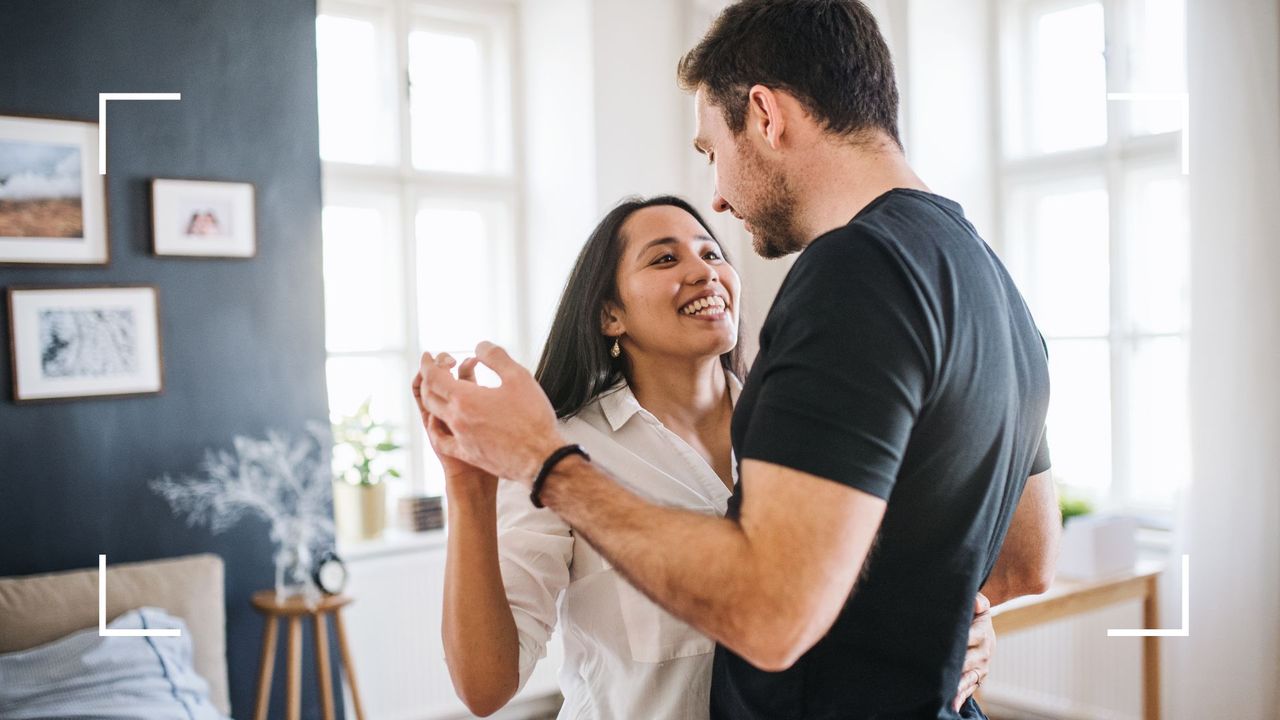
top-left (711, 194), bottom-right (731, 214)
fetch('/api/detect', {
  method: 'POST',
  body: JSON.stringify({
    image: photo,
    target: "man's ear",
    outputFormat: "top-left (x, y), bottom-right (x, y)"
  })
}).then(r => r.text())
top-left (601, 302), bottom-right (625, 338)
top-left (747, 84), bottom-right (787, 151)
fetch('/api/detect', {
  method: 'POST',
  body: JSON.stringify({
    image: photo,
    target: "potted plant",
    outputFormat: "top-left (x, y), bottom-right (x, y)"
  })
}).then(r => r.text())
top-left (1055, 484), bottom-right (1137, 579)
top-left (331, 399), bottom-right (402, 542)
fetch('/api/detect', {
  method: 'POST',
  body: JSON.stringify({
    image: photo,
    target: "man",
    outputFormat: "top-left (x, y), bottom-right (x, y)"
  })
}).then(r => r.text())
top-left (418, 1), bottom-right (1059, 717)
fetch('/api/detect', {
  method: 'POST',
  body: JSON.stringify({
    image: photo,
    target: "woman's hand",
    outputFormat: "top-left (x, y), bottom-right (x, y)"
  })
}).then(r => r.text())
top-left (412, 354), bottom-right (498, 498)
top-left (953, 592), bottom-right (994, 712)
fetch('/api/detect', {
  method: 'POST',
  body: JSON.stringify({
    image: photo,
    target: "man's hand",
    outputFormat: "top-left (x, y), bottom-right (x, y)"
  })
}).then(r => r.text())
top-left (415, 341), bottom-right (564, 484)
top-left (953, 592), bottom-right (994, 712)
top-left (412, 353), bottom-right (499, 496)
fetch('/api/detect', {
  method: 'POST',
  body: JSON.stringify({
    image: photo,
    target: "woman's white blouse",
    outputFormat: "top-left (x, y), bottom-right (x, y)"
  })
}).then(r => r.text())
top-left (495, 376), bottom-right (740, 720)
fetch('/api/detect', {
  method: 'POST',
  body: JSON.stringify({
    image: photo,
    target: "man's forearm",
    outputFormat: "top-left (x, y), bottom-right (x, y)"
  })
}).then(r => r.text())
top-left (538, 455), bottom-right (788, 663)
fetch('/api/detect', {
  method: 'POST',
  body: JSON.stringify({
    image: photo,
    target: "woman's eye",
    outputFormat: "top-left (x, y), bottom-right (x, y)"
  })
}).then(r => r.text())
top-left (704, 250), bottom-right (722, 261)
top-left (651, 253), bottom-right (677, 265)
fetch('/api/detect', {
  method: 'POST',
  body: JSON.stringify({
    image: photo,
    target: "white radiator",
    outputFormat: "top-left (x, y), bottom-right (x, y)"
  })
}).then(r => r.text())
top-left (982, 602), bottom-right (1144, 720)
top-left (338, 533), bottom-right (564, 720)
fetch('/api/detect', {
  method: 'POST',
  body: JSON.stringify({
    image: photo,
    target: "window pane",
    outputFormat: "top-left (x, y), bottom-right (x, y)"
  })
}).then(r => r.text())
top-left (326, 354), bottom-right (411, 486)
top-left (409, 29), bottom-right (488, 173)
top-left (1021, 187), bottom-right (1110, 337)
top-left (1127, 0), bottom-right (1186, 135)
top-left (1126, 336), bottom-right (1188, 507)
top-left (323, 204), bottom-right (405, 352)
top-left (1045, 339), bottom-right (1112, 497)
top-left (415, 203), bottom-right (517, 353)
top-left (1127, 173), bottom-right (1189, 334)
top-left (316, 13), bottom-right (395, 164)
top-left (1031, 2), bottom-right (1107, 153)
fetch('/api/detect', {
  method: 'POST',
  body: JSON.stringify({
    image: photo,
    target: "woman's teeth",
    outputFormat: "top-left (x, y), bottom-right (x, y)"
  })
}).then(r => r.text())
top-left (680, 296), bottom-right (727, 316)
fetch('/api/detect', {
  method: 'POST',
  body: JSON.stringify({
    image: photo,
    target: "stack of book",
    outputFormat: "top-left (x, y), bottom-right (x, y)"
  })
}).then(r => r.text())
top-left (398, 494), bottom-right (444, 532)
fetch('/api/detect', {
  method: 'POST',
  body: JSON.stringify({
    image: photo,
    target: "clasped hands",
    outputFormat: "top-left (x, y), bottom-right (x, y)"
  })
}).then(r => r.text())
top-left (410, 342), bottom-right (564, 488)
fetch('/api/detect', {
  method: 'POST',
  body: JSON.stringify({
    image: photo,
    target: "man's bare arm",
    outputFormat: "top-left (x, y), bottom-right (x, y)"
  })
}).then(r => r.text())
top-left (981, 470), bottom-right (1060, 606)
top-left (539, 456), bottom-right (887, 671)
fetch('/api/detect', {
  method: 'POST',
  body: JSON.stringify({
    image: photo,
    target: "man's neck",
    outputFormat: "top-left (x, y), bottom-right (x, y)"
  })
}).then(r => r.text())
top-left (791, 136), bottom-right (930, 246)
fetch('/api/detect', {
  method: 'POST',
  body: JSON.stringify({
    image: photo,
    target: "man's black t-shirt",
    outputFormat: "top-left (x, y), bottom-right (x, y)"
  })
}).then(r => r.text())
top-left (714, 189), bottom-right (1051, 720)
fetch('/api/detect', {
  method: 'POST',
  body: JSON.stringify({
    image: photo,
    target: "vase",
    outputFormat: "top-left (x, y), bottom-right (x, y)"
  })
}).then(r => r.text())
top-left (333, 481), bottom-right (387, 542)
top-left (273, 540), bottom-right (320, 602)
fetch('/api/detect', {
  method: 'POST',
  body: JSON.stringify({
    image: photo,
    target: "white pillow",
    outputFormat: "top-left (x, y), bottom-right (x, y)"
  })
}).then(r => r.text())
top-left (0, 607), bottom-right (231, 720)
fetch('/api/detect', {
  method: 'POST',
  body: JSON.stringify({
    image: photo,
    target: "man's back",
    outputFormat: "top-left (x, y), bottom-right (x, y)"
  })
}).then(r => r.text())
top-left (719, 189), bottom-right (1051, 719)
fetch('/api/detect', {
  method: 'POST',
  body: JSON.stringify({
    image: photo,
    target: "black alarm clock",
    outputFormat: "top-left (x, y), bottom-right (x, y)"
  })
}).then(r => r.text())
top-left (312, 549), bottom-right (348, 596)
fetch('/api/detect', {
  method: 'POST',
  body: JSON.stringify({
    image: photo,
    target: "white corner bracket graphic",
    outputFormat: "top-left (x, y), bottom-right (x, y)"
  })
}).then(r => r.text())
top-left (1108, 554), bottom-right (1190, 638)
top-left (98, 554), bottom-right (182, 637)
top-left (97, 92), bottom-right (182, 175)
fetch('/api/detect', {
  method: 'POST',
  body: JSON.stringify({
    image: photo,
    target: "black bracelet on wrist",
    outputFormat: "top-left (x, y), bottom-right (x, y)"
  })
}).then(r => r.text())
top-left (530, 444), bottom-right (589, 508)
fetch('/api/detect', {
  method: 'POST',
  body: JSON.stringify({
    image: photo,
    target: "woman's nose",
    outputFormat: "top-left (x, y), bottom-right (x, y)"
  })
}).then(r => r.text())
top-left (687, 257), bottom-right (719, 285)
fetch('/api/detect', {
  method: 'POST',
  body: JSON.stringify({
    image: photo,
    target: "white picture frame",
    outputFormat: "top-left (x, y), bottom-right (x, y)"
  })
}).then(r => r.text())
top-left (0, 114), bottom-right (108, 265)
top-left (7, 286), bottom-right (163, 403)
top-left (151, 178), bottom-right (256, 258)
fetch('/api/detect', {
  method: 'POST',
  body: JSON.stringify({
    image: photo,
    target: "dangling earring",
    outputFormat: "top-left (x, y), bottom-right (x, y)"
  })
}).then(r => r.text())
top-left (610, 337), bottom-right (622, 358)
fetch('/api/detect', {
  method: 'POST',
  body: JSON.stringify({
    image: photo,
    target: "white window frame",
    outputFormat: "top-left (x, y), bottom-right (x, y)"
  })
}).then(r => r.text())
top-left (319, 0), bottom-right (526, 497)
top-left (994, 0), bottom-right (1188, 524)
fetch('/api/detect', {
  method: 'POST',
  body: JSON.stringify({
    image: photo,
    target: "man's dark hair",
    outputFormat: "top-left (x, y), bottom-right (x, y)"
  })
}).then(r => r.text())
top-left (678, 0), bottom-right (901, 146)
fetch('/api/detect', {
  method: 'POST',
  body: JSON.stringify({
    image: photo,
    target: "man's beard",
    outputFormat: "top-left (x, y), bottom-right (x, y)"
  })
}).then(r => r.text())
top-left (741, 144), bottom-right (805, 259)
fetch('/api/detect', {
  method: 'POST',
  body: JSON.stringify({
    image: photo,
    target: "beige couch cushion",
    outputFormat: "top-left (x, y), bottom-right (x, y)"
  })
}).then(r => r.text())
top-left (0, 553), bottom-right (230, 716)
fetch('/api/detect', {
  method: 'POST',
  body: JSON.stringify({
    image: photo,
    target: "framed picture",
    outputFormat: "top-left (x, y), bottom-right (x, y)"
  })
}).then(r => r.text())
top-left (0, 114), bottom-right (108, 265)
top-left (151, 178), bottom-right (256, 258)
top-left (7, 286), bottom-right (163, 403)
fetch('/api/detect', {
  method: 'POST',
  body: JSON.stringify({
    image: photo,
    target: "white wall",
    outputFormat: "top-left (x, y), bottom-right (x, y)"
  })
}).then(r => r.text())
top-left (904, 0), bottom-right (997, 243)
top-left (591, 0), bottom-right (690, 213)
top-left (520, 0), bottom-right (597, 362)
top-left (1171, 0), bottom-right (1280, 715)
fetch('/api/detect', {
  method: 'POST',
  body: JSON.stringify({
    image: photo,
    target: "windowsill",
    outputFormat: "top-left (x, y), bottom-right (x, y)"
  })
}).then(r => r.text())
top-left (338, 526), bottom-right (446, 562)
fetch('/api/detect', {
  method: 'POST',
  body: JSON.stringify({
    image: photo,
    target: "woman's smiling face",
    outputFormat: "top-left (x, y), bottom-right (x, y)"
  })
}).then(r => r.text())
top-left (604, 204), bottom-right (740, 363)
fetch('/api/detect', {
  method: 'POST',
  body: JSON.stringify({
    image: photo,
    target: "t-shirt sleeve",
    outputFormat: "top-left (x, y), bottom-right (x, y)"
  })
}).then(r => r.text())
top-left (740, 233), bottom-right (935, 500)
top-left (1030, 425), bottom-right (1052, 475)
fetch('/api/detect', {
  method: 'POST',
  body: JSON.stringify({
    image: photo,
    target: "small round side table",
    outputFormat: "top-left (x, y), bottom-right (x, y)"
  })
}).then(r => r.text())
top-left (250, 591), bottom-right (367, 720)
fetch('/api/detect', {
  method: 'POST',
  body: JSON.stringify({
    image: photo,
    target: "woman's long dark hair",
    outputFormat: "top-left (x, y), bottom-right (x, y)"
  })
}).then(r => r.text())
top-left (535, 196), bottom-right (745, 419)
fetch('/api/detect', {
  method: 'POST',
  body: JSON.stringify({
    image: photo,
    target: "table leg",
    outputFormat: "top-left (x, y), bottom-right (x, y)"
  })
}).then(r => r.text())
top-left (333, 608), bottom-right (367, 720)
top-left (1143, 576), bottom-right (1161, 720)
top-left (315, 612), bottom-right (336, 720)
top-left (253, 616), bottom-right (278, 720)
top-left (287, 616), bottom-right (302, 720)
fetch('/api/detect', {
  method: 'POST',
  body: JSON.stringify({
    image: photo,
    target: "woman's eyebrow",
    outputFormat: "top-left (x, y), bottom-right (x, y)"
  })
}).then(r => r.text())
top-left (635, 235), bottom-right (715, 261)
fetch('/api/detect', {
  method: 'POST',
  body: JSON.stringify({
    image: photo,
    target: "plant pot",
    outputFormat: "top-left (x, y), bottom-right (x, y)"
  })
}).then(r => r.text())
top-left (1056, 514), bottom-right (1138, 579)
top-left (334, 481), bottom-right (387, 542)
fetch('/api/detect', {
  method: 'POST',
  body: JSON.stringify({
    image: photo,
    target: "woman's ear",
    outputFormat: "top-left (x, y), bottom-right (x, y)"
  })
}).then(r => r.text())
top-left (601, 302), bottom-right (625, 338)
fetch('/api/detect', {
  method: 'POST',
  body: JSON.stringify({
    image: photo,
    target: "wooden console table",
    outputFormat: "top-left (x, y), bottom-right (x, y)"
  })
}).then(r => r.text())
top-left (250, 591), bottom-right (367, 720)
top-left (986, 561), bottom-right (1164, 720)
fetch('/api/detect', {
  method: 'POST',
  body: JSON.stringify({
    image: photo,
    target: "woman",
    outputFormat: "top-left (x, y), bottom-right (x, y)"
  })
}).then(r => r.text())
top-left (419, 196), bottom-right (992, 719)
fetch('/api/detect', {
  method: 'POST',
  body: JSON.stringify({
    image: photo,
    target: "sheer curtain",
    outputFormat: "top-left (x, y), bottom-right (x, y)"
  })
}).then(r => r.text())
top-left (1171, 0), bottom-right (1280, 715)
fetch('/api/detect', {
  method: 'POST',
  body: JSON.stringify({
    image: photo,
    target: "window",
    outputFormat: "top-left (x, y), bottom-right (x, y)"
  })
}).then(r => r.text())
top-left (997, 0), bottom-right (1189, 520)
top-left (317, 0), bottom-right (522, 498)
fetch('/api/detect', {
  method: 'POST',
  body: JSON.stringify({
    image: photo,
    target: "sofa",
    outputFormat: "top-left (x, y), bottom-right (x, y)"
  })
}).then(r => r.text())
top-left (0, 553), bottom-right (231, 716)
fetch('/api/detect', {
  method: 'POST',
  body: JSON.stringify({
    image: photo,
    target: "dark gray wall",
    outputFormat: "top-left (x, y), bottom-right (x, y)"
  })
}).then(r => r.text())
top-left (0, 2), bottom-right (339, 718)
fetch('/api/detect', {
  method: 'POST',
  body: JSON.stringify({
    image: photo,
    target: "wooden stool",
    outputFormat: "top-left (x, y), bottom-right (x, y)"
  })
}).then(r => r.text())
top-left (250, 591), bottom-right (366, 720)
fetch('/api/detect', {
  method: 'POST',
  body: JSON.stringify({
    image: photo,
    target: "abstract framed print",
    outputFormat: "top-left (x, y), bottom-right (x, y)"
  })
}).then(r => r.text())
top-left (0, 114), bottom-right (108, 265)
top-left (151, 178), bottom-right (256, 258)
top-left (7, 286), bottom-right (163, 402)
